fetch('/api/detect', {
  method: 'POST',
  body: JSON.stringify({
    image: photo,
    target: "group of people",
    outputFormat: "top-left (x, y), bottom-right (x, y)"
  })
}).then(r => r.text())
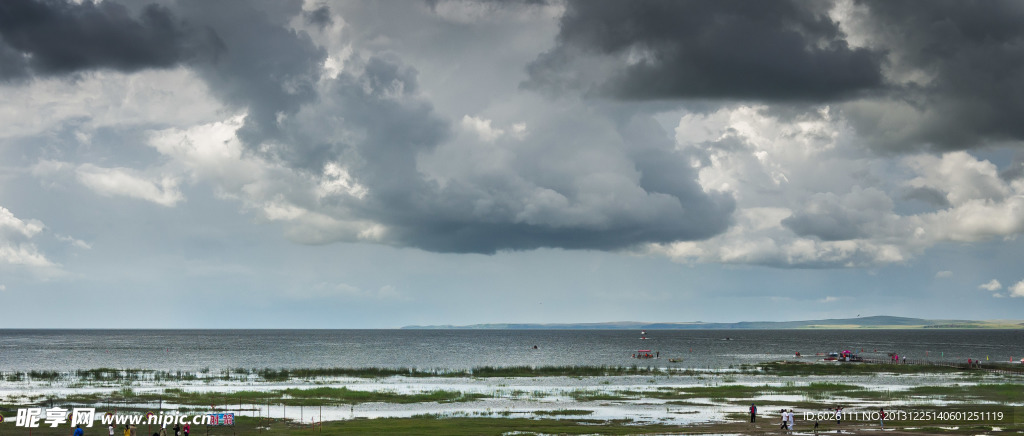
top-left (102, 423), bottom-right (190, 436)
top-left (631, 351), bottom-right (658, 359)
top-left (778, 408), bottom-right (796, 432)
top-left (746, 404), bottom-right (888, 432)
top-left (105, 424), bottom-right (135, 436)
top-left (749, 405), bottom-right (817, 432)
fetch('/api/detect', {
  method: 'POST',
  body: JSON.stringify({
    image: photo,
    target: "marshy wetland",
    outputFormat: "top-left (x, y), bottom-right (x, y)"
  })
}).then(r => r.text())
top-left (1, 362), bottom-right (1022, 435)
top-left (2, 329), bottom-right (1023, 434)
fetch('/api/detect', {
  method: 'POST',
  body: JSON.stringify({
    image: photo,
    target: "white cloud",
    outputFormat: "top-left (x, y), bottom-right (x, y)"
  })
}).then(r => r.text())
top-left (0, 68), bottom-right (224, 140)
top-left (0, 206), bottom-right (55, 268)
top-left (979, 279), bottom-right (1002, 292)
top-left (318, 162), bottom-right (368, 200)
top-left (1009, 280), bottom-right (1024, 298)
top-left (75, 164), bottom-right (184, 207)
top-left (145, 114), bottom-right (265, 192)
top-left (914, 195), bottom-right (1024, 243)
top-left (0, 284), bottom-right (5, 291)
top-left (652, 104), bottom-right (1024, 267)
top-left (906, 152), bottom-right (1008, 206)
top-left (510, 122), bottom-right (528, 139)
top-left (461, 115), bottom-right (505, 142)
top-left (935, 270), bottom-right (953, 278)
top-left (0, 206), bottom-right (44, 239)
top-left (56, 234), bottom-right (91, 250)
top-left (31, 160), bottom-right (74, 179)
top-left (145, 116), bottom-right (384, 245)
top-left (0, 245), bottom-right (52, 268)
top-left (819, 296), bottom-right (840, 303)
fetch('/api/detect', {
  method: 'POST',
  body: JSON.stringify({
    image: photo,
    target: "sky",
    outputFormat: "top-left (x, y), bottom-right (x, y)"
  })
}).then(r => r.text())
top-left (2, 0), bottom-right (1024, 328)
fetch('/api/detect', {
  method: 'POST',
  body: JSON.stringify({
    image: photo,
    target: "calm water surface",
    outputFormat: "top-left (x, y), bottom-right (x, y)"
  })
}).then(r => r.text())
top-left (1, 329), bottom-right (1021, 371)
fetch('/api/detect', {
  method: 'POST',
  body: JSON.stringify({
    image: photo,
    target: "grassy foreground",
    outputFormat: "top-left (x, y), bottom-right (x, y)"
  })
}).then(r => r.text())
top-left (2, 411), bottom-right (1021, 436)
top-left (0, 416), bottom-right (682, 436)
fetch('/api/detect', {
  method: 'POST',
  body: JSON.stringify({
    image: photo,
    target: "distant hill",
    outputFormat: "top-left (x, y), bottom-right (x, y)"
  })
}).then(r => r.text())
top-left (401, 316), bottom-right (1024, 330)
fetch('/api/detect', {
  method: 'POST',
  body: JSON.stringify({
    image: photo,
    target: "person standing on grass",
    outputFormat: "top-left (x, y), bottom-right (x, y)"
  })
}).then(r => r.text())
top-left (835, 406), bottom-right (842, 425)
top-left (880, 407), bottom-right (886, 428)
top-left (183, 423), bottom-right (190, 436)
top-left (108, 423), bottom-right (115, 436)
top-left (787, 409), bottom-right (795, 431)
top-left (780, 409), bottom-right (788, 430)
top-left (749, 403), bottom-right (757, 422)
top-left (73, 425), bottom-right (85, 436)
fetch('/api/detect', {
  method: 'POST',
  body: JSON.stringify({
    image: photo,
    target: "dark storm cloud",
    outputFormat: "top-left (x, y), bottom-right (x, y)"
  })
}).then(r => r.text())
top-left (303, 4), bottom-right (332, 29)
top-left (523, 0), bottom-right (1024, 153)
top-left (0, 0), bottom-right (220, 80)
top-left (328, 55), bottom-right (448, 194)
top-left (173, 0), bottom-right (325, 157)
top-left (304, 56), bottom-right (735, 253)
top-left (377, 114), bottom-right (735, 254)
top-left (843, 0), bottom-right (1024, 151)
top-left (525, 0), bottom-right (884, 102)
top-left (0, 36), bottom-right (29, 79)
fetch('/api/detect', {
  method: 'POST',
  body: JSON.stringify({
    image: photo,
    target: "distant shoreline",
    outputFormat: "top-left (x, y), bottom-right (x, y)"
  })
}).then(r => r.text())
top-left (402, 315), bottom-right (1024, 330)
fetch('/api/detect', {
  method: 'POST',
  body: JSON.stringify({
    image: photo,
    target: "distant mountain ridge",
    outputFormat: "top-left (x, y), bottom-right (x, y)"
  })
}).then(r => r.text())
top-left (402, 316), bottom-right (1024, 330)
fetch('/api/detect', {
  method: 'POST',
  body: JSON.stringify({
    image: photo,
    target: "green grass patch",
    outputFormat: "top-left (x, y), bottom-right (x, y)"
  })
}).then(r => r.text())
top-left (533, 409), bottom-right (594, 416)
top-left (566, 390), bottom-right (633, 402)
top-left (746, 361), bottom-right (965, 376)
top-left (305, 417), bottom-right (679, 435)
top-left (904, 383), bottom-right (1024, 403)
top-left (280, 387), bottom-right (486, 404)
top-left (746, 361), bottom-right (1024, 376)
